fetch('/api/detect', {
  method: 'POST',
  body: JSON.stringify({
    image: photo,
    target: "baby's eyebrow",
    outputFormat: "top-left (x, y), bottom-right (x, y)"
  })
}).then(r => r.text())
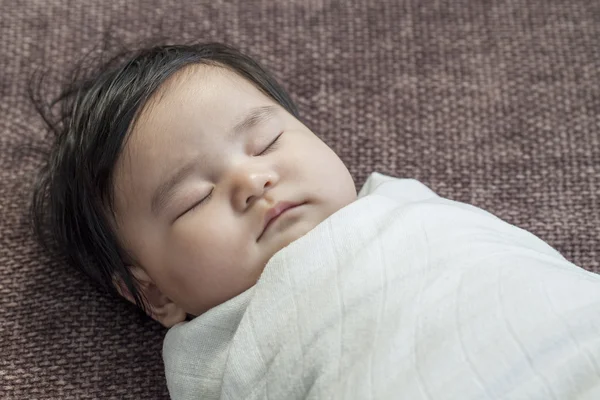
top-left (151, 161), bottom-right (197, 216)
top-left (228, 105), bottom-right (278, 140)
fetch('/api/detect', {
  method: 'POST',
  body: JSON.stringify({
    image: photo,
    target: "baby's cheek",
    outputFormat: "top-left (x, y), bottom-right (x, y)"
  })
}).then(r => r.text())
top-left (171, 227), bottom-right (218, 264)
top-left (165, 230), bottom-right (232, 298)
top-left (171, 219), bottom-right (248, 268)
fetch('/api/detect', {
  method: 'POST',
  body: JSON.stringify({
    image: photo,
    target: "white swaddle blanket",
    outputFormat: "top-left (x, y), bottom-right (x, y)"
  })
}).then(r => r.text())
top-left (163, 173), bottom-right (600, 399)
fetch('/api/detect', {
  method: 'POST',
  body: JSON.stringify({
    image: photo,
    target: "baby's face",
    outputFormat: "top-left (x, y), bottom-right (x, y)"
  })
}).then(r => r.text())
top-left (112, 65), bottom-right (356, 319)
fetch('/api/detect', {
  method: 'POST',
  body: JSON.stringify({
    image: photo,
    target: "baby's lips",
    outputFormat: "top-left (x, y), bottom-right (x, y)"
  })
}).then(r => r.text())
top-left (258, 201), bottom-right (303, 240)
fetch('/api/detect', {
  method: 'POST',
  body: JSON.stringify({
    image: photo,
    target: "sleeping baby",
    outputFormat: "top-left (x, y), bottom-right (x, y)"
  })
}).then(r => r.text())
top-left (32, 42), bottom-right (600, 399)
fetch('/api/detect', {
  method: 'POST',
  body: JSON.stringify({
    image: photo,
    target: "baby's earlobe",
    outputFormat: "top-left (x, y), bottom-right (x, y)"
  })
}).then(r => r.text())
top-left (128, 267), bottom-right (187, 327)
top-left (129, 265), bottom-right (153, 286)
top-left (112, 266), bottom-right (186, 326)
top-left (151, 302), bottom-right (187, 328)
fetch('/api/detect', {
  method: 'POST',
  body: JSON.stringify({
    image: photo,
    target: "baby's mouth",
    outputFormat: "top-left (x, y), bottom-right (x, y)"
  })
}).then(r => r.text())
top-left (257, 201), bottom-right (305, 241)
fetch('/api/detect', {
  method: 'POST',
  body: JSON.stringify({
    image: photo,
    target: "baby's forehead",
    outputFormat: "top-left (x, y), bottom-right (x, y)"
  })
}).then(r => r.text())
top-left (140, 64), bottom-right (221, 113)
top-left (134, 67), bottom-right (271, 145)
top-left (151, 64), bottom-right (253, 102)
top-left (139, 64), bottom-right (277, 129)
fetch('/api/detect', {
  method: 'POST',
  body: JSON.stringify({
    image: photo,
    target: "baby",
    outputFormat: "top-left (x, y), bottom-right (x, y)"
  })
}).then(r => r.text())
top-left (33, 42), bottom-right (357, 327)
top-left (33, 43), bottom-right (600, 399)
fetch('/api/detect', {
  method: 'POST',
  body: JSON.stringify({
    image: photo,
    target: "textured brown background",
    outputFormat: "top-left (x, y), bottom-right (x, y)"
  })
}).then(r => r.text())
top-left (1, 0), bottom-right (599, 398)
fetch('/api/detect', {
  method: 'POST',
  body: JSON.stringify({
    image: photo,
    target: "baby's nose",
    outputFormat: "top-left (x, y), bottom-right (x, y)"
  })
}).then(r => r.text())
top-left (232, 168), bottom-right (278, 210)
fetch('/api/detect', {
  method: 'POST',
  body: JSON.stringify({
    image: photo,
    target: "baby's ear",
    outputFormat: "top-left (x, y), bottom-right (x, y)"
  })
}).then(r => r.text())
top-left (114, 266), bottom-right (187, 328)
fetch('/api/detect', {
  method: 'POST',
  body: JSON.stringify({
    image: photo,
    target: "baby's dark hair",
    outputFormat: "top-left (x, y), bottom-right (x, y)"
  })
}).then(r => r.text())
top-left (31, 42), bottom-right (300, 313)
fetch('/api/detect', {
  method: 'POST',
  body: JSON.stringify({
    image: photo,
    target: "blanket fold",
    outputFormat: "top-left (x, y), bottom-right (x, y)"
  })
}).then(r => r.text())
top-left (164, 173), bottom-right (600, 400)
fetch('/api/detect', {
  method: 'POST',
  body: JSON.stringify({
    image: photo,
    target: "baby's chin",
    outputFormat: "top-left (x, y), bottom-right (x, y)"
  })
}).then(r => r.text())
top-left (269, 208), bottom-right (334, 253)
top-left (281, 221), bottom-right (316, 249)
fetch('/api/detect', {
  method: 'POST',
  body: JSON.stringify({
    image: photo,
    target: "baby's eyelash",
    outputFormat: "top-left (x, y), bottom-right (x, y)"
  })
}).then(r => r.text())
top-left (256, 132), bottom-right (283, 156)
top-left (184, 188), bottom-right (213, 216)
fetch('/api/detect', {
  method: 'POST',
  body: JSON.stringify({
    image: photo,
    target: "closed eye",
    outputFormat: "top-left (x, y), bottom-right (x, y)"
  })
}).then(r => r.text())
top-left (177, 188), bottom-right (213, 219)
top-left (256, 132), bottom-right (283, 156)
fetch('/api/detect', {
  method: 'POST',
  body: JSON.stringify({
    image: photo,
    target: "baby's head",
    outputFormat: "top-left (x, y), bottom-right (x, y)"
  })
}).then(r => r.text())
top-left (33, 43), bottom-right (356, 327)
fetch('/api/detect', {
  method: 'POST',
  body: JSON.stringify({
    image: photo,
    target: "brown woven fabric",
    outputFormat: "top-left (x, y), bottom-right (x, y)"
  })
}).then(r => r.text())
top-left (1, 0), bottom-right (599, 398)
